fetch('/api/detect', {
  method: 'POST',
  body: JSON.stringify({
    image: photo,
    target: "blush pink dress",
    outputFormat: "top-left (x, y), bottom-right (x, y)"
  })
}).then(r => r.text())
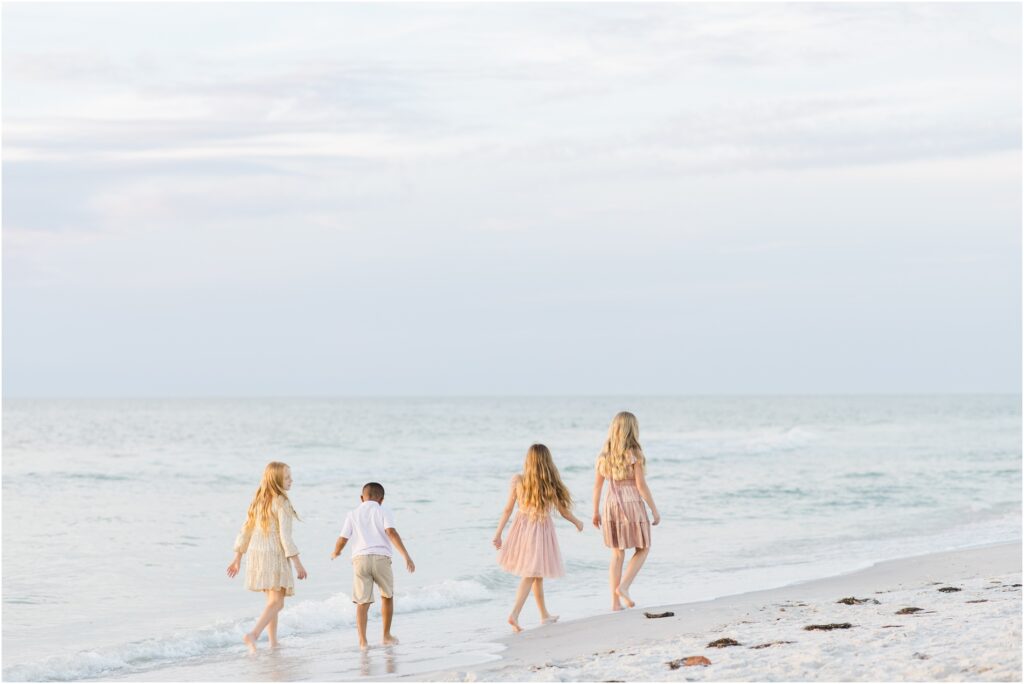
top-left (601, 454), bottom-right (651, 550)
top-left (497, 475), bottom-right (566, 578)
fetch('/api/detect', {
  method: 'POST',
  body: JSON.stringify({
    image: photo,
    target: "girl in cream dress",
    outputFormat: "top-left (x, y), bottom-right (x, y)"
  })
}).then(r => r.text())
top-left (493, 444), bottom-right (584, 633)
top-left (592, 412), bottom-right (661, 611)
top-left (226, 461), bottom-right (308, 652)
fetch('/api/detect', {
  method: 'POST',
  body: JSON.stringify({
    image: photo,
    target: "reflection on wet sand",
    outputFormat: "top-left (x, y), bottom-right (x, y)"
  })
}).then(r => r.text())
top-left (260, 647), bottom-right (314, 682)
top-left (360, 645), bottom-right (397, 676)
top-left (101, 627), bottom-right (504, 681)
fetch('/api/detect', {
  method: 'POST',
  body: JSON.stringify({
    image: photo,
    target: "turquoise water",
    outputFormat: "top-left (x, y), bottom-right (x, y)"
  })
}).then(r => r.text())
top-left (2, 396), bottom-right (1020, 680)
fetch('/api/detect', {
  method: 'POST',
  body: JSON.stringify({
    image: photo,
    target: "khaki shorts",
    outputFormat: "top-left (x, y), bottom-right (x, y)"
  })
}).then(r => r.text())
top-left (352, 554), bottom-right (394, 605)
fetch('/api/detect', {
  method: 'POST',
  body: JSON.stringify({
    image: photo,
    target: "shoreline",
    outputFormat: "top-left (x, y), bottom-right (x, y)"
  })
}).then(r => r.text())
top-left (13, 541), bottom-right (1018, 682)
top-left (404, 540), bottom-right (1022, 681)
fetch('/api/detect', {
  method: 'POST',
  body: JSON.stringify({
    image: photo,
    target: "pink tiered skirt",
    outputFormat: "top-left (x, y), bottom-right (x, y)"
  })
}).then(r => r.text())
top-left (603, 479), bottom-right (651, 549)
top-left (498, 511), bottom-right (565, 578)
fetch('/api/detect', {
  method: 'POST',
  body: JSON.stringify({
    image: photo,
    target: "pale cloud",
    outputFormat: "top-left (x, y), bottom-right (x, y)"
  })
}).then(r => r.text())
top-left (2, 2), bottom-right (1020, 395)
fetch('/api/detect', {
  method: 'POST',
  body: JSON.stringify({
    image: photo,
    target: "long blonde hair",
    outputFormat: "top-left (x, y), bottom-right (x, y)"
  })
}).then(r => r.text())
top-left (516, 444), bottom-right (573, 515)
top-left (597, 411), bottom-right (646, 480)
top-left (244, 461), bottom-right (298, 532)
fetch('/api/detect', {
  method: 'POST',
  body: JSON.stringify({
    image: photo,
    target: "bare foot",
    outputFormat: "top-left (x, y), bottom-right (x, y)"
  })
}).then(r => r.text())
top-left (612, 601), bottom-right (623, 612)
top-left (508, 616), bottom-right (523, 633)
top-left (359, 641), bottom-right (369, 651)
top-left (616, 588), bottom-right (635, 609)
top-left (243, 633), bottom-right (257, 653)
top-left (268, 641), bottom-right (280, 649)
top-left (542, 615), bottom-right (559, 625)
top-left (383, 634), bottom-right (400, 646)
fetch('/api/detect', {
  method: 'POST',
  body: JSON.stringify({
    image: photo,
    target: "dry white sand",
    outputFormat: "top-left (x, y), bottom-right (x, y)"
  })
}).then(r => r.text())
top-left (409, 542), bottom-right (1021, 682)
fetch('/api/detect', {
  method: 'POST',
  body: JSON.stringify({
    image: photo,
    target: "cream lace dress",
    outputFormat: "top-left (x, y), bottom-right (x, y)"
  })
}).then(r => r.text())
top-left (233, 496), bottom-right (300, 596)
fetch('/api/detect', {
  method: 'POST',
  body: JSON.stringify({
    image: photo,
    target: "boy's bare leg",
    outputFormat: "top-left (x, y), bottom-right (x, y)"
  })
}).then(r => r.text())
top-left (381, 596), bottom-right (399, 644)
top-left (532, 578), bottom-right (557, 623)
top-left (508, 577), bottom-right (534, 632)
top-left (356, 603), bottom-right (371, 650)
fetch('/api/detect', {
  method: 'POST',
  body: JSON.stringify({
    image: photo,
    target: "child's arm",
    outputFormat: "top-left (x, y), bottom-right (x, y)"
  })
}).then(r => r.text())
top-left (492, 479), bottom-right (519, 549)
top-left (384, 528), bottom-right (415, 573)
top-left (634, 466), bottom-right (661, 526)
top-left (335, 514), bottom-right (354, 561)
top-left (226, 551), bottom-right (243, 578)
top-left (591, 470), bottom-right (605, 529)
top-left (277, 499), bottom-right (307, 580)
top-left (556, 504), bottom-right (585, 532)
top-left (227, 522), bottom-right (252, 577)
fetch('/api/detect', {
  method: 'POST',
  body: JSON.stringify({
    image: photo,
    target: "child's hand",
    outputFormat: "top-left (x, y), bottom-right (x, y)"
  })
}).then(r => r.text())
top-left (652, 511), bottom-right (661, 526)
top-left (330, 550), bottom-right (340, 560)
top-left (294, 559), bottom-right (308, 580)
top-left (492, 535), bottom-right (502, 550)
top-left (226, 560), bottom-right (240, 578)
top-left (406, 558), bottom-right (416, 573)
top-left (575, 520), bottom-right (584, 532)
top-left (592, 513), bottom-right (601, 529)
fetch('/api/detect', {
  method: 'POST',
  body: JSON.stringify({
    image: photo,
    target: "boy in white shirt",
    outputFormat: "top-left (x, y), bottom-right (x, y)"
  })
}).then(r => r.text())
top-left (331, 481), bottom-right (415, 650)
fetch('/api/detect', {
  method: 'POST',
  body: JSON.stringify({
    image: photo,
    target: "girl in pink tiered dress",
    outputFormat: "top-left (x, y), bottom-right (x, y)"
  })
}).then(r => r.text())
top-left (592, 412), bottom-right (661, 611)
top-left (493, 443), bottom-right (584, 632)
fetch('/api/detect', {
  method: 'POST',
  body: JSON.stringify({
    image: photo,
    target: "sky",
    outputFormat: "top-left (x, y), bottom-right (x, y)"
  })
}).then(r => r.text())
top-left (3, 2), bottom-right (1021, 397)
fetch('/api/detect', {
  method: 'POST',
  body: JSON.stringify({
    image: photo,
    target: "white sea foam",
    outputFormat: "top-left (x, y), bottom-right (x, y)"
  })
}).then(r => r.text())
top-left (394, 579), bottom-right (493, 612)
top-left (2, 621), bottom-right (248, 682)
top-left (3, 579), bottom-right (493, 682)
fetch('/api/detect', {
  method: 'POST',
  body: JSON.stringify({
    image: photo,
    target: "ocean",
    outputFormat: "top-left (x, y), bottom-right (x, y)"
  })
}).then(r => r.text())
top-left (2, 395), bottom-right (1020, 681)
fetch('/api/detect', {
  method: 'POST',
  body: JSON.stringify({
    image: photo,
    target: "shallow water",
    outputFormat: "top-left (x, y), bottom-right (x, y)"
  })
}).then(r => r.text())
top-left (2, 396), bottom-right (1020, 680)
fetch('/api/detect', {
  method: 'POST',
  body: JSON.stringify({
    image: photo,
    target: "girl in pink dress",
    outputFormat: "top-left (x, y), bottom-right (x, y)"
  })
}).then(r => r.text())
top-left (493, 443), bottom-right (584, 632)
top-left (592, 412), bottom-right (661, 611)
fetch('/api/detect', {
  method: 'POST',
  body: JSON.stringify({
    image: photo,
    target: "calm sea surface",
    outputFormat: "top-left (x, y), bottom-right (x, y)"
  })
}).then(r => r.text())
top-left (3, 396), bottom-right (1020, 680)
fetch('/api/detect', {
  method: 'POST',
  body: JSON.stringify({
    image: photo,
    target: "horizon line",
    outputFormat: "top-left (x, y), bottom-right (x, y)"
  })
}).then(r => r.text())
top-left (3, 391), bottom-right (1021, 401)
